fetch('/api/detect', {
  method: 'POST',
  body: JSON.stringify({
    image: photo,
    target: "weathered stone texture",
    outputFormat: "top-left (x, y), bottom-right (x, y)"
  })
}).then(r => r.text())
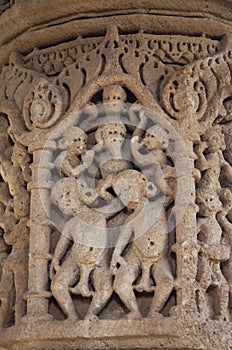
top-left (0, 1), bottom-right (232, 349)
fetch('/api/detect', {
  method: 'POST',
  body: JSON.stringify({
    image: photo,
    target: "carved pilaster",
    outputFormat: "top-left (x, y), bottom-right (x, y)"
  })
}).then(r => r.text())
top-left (25, 140), bottom-right (55, 320)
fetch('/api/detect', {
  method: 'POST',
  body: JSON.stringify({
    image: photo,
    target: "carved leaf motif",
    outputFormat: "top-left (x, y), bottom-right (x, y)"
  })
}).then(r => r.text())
top-left (23, 78), bottom-right (63, 130)
top-left (161, 66), bottom-right (207, 120)
top-left (161, 36), bottom-right (232, 121)
top-left (142, 59), bottom-right (176, 102)
top-left (0, 52), bottom-right (45, 113)
top-left (56, 50), bottom-right (103, 107)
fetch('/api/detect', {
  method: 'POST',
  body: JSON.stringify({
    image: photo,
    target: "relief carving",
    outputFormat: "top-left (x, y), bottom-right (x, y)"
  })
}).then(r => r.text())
top-left (50, 177), bottom-right (112, 321)
top-left (0, 26), bottom-right (231, 332)
top-left (0, 116), bottom-right (30, 327)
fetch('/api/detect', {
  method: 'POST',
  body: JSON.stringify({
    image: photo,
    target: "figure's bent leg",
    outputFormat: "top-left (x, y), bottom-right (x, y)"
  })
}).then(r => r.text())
top-left (214, 265), bottom-right (229, 320)
top-left (85, 259), bottom-right (113, 320)
top-left (51, 255), bottom-right (79, 320)
top-left (14, 267), bottom-right (28, 324)
top-left (113, 254), bottom-right (141, 318)
top-left (70, 264), bottom-right (94, 298)
top-left (196, 259), bottom-right (211, 315)
top-left (148, 256), bottom-right (174, 317)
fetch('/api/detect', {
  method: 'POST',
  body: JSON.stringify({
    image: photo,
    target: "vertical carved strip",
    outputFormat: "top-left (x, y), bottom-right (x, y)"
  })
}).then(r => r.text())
top-left (172, 140), bottom-right (199, 314)
top-left (24, 140), bottom-right (55, 320)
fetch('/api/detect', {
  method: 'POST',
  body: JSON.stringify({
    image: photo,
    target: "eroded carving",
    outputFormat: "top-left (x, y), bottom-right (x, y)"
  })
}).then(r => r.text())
top-left (196, 188), bottom-right (230, 320)
top-left (111, 170), bottom-right (174, 319)
top-left (50, 178), bottom-right (112, 321)
top-left (0, 27), bottom-right (231, 333)
top-left (23, 79), bottom-right (63, 130)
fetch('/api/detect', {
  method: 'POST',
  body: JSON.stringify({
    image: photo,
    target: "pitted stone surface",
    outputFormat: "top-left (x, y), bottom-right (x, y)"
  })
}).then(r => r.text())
top-left (0, 1), bottom-right (232, 349)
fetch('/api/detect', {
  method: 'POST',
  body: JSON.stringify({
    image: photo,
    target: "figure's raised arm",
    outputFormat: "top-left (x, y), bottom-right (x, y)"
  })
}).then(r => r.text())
top-left (130, 136), bottom-right (153, 167)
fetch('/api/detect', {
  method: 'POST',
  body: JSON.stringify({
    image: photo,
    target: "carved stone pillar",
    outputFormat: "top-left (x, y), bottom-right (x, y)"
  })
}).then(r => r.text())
top-left (0, 1), bottom-right (232, 349)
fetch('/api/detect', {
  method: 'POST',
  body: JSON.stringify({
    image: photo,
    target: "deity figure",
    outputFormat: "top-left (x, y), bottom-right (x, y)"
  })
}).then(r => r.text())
top-left (75, 85), bottom-right (132, 202)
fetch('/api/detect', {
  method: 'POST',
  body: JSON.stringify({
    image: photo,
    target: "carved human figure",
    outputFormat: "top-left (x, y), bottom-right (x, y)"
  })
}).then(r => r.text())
top-left (54, 126), bottom-right (87, 177)
top-left (131, 125), bottom-right (175, 206)
top-left (0, 218), bottom-right (29, 327)
top-left (102, 84), bottom-right (127, 111)
top-left (0, 138), bottom-right (32, 327)
top-left (196, 187), bottom-right (230, 319)
top-left (94, 122), bottom-right (132, 201)
top-left (6, 143), bottom-right (30, 220)
top-left (110, 170), bottom-right (174, 319)
top-left (197, 126), bottom-right (232, 194)
top-left (217, 188), bottom-right (232, 304)
top-left (75, 85), bottom-right (132, 201)
top-left (50, 177), bottom-right (112, 321)
top-left (11, 143), bottom-right (31, 183)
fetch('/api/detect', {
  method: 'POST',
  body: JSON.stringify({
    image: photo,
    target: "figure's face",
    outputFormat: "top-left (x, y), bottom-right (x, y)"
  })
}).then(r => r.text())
top-left (77, 180), bottom-right (98, 206)
top-left (197, 190), bottom-right (222, 216)
top-left (113, 171), bottom-right (147, 210)
top-left (103, 85), bottom-right (127, 115)
top-left (103, 85), bottom-right (126, 103)
top-left (96, 123), bottom-right (126, 144)
top-left (51, 179), bottom-right (80, 216)
top-left (204, 131), bottom-right (225, 152)
top-left (68, 134), bottom-right (87, 155)
top-left (143, 126), bottom-right (168, 151)
top-left (30, 89), bottom-right (53, 127)
top-left (11, 144), bottom-right (29, 165)
top-left (143, 131), bottom-right (163, 151)
top-left (58, 132), bottom-right (87, 154)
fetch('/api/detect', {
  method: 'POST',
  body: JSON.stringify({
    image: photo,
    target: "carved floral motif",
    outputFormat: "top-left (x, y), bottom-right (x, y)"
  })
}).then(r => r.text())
top-left (23, 79), bottom-right (63, 130)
